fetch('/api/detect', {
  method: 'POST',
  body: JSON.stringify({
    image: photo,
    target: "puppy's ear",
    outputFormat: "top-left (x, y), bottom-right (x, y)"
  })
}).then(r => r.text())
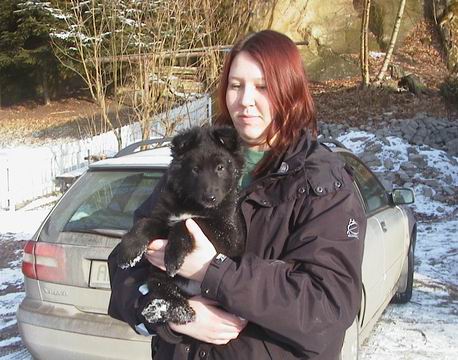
top-left (210, 126), bottom-right (241, 153)
top-left (171, 127), bottom-right (200, 157)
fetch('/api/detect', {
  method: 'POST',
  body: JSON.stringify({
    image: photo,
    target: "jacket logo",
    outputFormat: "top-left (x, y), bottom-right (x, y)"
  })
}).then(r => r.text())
top-left (346, 218), bottom-right (359, 239)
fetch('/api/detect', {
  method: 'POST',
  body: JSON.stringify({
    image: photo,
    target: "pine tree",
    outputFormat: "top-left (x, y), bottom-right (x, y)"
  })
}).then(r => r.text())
top-left (0, 0), bottom-right (68, 105)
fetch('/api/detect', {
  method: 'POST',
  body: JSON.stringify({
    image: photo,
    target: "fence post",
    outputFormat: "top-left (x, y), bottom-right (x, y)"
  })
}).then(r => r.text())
top-left (7, 166), bottom-right (15, 212)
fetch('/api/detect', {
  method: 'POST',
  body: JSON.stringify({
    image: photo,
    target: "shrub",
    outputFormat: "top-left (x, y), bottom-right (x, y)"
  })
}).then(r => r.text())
top-left (440, 76), bottom-right (458, 105)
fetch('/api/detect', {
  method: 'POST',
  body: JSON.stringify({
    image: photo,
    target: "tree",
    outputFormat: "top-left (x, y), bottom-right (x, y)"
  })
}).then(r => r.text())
top-left (360, 0), bottom-right (371, 87)
top-left (51, 0), bottom-right (259, 147)
top-left (0, 0), bottom-right (68, 105)
top-left (374, 0), bottom-right (407, 85)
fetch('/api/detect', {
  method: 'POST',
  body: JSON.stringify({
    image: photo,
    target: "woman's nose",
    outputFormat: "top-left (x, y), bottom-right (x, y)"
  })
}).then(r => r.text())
top-left (240, 85), bottom-right (255, 107)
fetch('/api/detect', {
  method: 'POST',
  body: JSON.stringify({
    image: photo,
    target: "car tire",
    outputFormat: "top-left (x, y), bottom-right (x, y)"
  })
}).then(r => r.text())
top-left (340, 317), bottom-right (359, 360)
top-left (391, 229), bottom-right (415, 304)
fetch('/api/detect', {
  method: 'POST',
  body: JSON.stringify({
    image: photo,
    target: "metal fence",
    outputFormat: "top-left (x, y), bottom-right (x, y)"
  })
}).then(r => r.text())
top-left (0, 96), bottom-right (211, 210)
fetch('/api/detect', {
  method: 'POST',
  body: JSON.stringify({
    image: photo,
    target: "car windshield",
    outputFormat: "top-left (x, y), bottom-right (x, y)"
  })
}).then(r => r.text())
top-left (40, 169), bottom-right (164, 242)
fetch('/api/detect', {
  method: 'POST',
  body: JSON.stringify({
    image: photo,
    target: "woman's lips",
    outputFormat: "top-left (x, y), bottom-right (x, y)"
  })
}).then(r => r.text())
top-left (237, 114), bottom-right (259, 122)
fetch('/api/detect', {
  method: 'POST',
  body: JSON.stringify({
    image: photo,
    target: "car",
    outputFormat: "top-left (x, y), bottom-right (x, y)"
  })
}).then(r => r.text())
top-left (17, 137), bottom-right (416, 360)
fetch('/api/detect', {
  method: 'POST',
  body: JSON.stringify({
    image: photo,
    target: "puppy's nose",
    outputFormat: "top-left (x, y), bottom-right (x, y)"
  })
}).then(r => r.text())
top-left (204, 194), bottom-right (216, 203)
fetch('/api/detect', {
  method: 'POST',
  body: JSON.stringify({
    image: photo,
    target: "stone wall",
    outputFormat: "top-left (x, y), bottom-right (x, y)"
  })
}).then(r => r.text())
top-left (319, 115), bottom-right (458, 209)
top-left (320, 114), bottom-right (458, 155)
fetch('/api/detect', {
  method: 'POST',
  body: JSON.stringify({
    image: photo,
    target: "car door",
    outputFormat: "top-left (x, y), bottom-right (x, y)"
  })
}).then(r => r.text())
top-left (372, 205), bottom-right (407, 297)
top-left (338, 152), bottom-right (391, 325)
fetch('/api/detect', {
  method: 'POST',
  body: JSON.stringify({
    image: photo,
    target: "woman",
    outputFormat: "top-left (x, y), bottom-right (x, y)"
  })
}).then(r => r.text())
top-left (108, 30), bottom-right (365, 360)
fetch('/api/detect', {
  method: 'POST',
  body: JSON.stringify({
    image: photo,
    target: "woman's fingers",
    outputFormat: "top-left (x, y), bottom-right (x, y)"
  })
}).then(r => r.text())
top-left (169, 296), bottom-right (247, 344)
top-left (147, 239), bottom-right (167, 251)
top-left (185, 219), bottom-right (205, 242)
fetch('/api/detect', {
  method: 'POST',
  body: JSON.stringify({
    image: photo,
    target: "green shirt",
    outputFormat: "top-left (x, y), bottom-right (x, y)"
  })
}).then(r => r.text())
top-left (240, 148), bottom-right (268, 188)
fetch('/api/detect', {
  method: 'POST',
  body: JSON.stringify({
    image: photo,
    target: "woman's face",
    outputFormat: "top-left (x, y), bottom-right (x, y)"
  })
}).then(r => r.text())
top-left (226, 52), bottom-right (273, 150)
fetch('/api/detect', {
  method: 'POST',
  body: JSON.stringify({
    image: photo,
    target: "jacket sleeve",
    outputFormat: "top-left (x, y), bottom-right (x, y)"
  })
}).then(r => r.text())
top-left (107, 173), bottom-right (183, 344)
top-left (201, 184), bottom-right (366, 356)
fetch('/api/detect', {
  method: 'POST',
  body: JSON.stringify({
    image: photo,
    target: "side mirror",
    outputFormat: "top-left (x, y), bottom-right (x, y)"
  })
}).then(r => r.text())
top-left (391, 188), bottom-right (415, 205)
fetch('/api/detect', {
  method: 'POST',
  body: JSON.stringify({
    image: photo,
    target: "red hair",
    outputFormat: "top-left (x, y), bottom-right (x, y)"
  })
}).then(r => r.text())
top-left (215, 30), bottom-right (316, 174)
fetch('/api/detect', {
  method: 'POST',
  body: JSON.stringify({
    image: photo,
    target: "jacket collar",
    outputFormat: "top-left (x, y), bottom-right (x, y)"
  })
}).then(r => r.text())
top-left (268, 129), bottom-right (317, 176)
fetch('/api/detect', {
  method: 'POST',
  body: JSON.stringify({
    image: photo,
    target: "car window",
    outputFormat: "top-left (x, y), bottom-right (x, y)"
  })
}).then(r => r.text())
top-left (64, 171), bottom-right (162, 232)
top-left (339, 153), bottom-right (389, 213)
top-left (40, 170), bottom-right (164, 242)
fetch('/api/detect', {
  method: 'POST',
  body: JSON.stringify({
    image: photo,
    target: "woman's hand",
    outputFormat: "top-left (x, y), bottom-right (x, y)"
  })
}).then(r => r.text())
top-left (145, 219), bottom-right (217, 282)
top-left (168, 296), bottom-right (247, 344)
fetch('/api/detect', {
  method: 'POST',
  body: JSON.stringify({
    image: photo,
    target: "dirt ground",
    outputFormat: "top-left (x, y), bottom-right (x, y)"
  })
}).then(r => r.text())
top-left (0, 21), bottom-right (455, 146)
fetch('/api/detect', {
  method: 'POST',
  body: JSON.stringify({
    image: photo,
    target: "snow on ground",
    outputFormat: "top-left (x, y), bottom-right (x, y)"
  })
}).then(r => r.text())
top-left (0, 131), bottom-right (457, 359)
top-left (0, 200), bottom-right (55, 360)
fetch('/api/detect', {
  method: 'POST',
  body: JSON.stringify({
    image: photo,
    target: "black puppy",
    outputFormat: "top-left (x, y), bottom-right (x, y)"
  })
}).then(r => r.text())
top-left (117, 126), bottom-right (245, 324)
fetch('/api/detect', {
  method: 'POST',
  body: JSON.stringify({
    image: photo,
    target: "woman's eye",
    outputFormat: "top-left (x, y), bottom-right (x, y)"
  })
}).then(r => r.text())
top-left (257, 84), bottom-right (267, 90)
top-left (230, 83), bottom-right (241, 89)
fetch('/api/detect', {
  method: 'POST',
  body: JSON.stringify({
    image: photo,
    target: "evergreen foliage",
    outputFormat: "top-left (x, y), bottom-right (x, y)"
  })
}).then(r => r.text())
top-left (0, 0), bottom-right (70, 105)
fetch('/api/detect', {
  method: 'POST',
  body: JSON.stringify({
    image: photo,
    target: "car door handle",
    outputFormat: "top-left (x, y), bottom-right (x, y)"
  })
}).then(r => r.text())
top-left (380, 221), bottom-right (388, 233)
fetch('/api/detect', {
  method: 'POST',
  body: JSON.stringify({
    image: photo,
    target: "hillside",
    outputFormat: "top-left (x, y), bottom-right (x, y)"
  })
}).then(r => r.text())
top-left (0, 21), bottom-right (455, 147)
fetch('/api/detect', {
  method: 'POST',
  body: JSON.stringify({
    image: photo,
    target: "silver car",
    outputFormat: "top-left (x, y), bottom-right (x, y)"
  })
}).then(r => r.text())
top-left (17, 139), bottom-right (416, 360)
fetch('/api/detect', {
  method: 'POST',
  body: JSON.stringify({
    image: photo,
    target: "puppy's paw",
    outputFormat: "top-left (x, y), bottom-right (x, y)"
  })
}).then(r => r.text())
top-left (117, 232), bottom-right (148, 268)
top-left (165, 264), bottom-right (178, 277)
top-left (117, 245), bottom-right (146, 268)
top-left (169, 302), bottom-right (196, 324)
top-left (164, 255), bottom-right (184, 278)
top-left (141, 298), bottom-right (170, 324)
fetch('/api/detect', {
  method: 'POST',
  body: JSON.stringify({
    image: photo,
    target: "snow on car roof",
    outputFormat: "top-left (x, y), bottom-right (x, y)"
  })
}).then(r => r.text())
top-left (89, 146), bottom-right (172, 169)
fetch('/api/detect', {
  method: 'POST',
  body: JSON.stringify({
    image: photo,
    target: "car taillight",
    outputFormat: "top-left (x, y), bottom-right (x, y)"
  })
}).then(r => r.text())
top-left (22, 241), bottom-right (66, 283)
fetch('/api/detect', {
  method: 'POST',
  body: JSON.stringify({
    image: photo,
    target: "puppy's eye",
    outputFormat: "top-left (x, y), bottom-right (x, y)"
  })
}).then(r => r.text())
top-left (192, 166), bottom-right (199, 174)
top-left (216, 164), bottom-right (225, 171)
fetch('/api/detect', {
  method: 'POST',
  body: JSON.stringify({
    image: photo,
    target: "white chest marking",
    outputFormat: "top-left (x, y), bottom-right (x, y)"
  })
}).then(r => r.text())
top-left (168, 213), bottom-right (205, 225)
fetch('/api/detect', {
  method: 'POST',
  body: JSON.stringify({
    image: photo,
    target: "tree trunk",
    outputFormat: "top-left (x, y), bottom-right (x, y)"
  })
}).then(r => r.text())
top-left (360, 0), bottom-right (371, 86)
top-left (42, 72), bottom-right (51, 105)
top-left (374, 0), bottom-right (407, 85)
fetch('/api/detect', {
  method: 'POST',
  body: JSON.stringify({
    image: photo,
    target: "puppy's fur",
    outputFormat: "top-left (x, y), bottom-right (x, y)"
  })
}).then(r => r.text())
top-left (117, 126), bottom-right (244, 324)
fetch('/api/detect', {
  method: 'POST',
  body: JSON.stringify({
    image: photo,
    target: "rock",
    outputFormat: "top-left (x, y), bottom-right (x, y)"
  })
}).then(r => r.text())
top-left (383, 159), bottom-right (394, 170)
top-left (407, 146), bottom-right (419, 155)
top-left (422, 187), bottom-right (434, 198)
top-left (445, 138), bottom-right (458, 156)
top-left (423, 179), bottom-right (441, 188)
top-left (350, 136), bottom-right (370, 142)
top-left (438, 3), bottom-right (458, 77)
top-left (398, 75), bottom-right (428, 95)
top-left (411, 135), bottom-right (425, 145)
top-left (444, 174), bottom-right (454, 184)
top-left (397, 170), bottom-right (411, 183)
top-left (365, 142), bottom-right (383, 153)
top-left (436, 206), bottom-right (445, 213)
top-left (408, 154), bottom-right (427, 168)
top-left (443, 186), bottom-right (455, 196)
top-left (400, 162), bottom-right (417, 173)
top-left (433, 193), bottom-right (447, 202)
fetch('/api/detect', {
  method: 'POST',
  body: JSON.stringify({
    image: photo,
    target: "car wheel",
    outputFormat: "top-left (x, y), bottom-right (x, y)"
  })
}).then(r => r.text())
top-left (340, 317), bottom-right (359, 360)
top-left (391, 229), bottom-right (415, 304)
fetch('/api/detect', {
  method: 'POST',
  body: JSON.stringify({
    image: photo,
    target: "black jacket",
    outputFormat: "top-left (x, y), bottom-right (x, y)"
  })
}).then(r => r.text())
top-left (108, 134), bottom-right (366, 360)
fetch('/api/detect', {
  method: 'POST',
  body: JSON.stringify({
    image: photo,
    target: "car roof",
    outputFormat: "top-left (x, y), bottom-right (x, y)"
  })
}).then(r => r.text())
top-left (88, 138), bottom-right (352, 170)
top-left (89, 146), bottom-right (172, 169)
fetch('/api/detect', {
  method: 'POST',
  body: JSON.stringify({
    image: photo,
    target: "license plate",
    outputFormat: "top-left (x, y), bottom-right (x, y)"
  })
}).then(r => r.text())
top-left (89, 260), bottom-right (111, 289)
